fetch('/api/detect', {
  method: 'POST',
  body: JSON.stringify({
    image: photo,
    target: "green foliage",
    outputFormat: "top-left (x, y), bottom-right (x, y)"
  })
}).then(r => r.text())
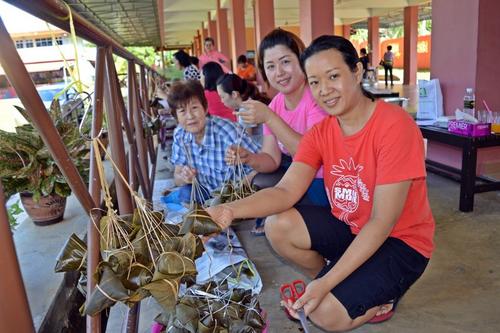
top-left (0, 101), bottom-right (89, 201)
top-left (7, 200), bottom-right (23, 230)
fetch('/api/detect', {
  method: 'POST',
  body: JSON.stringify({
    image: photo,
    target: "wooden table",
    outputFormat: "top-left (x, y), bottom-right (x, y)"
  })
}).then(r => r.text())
top-left (419, 126), bottom-right (500, 212)
top-left (364, 86), bottom-right (400, 98)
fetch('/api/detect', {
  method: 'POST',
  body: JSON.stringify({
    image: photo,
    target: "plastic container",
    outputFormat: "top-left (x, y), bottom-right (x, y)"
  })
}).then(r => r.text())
top-left (463, 88), bottom-right (475, 117)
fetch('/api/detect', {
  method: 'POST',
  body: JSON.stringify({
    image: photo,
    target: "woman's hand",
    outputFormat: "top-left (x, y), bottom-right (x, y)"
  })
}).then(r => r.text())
top-left (284, 278), bottom-right (331, 319)
top-left (179, 166), bottom-right (196, 184)
top-left (239, 99), bottom-right (273, 125)
top-left (206, 205), bottom-right (234, 230)
top-left (225, 145), bottom-right (252, 165)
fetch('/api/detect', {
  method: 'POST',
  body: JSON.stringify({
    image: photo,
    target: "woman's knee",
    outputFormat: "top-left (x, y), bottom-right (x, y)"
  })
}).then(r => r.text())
top-left (264, 213), bottom-right (291, 242)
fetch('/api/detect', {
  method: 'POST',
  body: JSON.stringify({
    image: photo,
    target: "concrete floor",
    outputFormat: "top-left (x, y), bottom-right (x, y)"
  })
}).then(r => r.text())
top-left (11, 89), bottom-right (500, 332)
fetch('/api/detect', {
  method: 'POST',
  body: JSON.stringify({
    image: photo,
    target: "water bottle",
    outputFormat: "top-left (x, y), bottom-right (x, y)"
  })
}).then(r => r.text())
top-left (463, 88), bottom-right (475, 118)
top-left (237, 107), bottom-right (256, 128)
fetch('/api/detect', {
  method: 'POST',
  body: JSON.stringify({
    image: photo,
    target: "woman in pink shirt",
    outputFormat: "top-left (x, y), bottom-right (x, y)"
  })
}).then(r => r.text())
top-left (200, 62), bottom-right (236, 122)
top-left (225, 29), bottom-right (329, 233)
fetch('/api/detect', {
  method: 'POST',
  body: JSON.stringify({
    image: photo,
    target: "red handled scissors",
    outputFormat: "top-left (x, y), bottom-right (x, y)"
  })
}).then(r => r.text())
top-left (280, 280), bottom-right (310, 333)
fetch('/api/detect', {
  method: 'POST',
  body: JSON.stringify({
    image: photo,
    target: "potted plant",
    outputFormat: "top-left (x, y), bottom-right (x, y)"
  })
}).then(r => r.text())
top-left (0, 101), bottom-right (89, 226)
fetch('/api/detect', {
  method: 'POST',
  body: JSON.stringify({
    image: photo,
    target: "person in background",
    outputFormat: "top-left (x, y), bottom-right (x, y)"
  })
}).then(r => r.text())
top-left (168, 80), bottom-right (259, 202)
top-left (236, 54), bottom-right (257, 82)
top-left (173, 50), bottom-right (200, 81)
top-left (382, 45), bottom-right (394, 86)
top-left (225, 28), bottom-right (329, 235)
top-left (217, 73), bottom-right (270, 138)
top-left (200, 62), bottom-right (236, 121)
top-left (190, 56), bottom-right (200, 69)
top-left (206, 35), bottom-right (434, 331)
top-left (199, 37), bottom-right (231, 73)
top-left (359, 48), bottom-right (369, 79)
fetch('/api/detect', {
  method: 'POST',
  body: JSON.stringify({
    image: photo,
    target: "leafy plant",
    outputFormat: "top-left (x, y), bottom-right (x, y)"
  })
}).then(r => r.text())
top-left (7, 200), bottom-right (23, 230)
top-left (0, 101), bottom-right (89, 201)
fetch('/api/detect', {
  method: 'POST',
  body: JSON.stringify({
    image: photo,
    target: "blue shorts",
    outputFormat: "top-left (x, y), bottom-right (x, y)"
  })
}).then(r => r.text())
top-left (296, 205), bottom-right (429, 320)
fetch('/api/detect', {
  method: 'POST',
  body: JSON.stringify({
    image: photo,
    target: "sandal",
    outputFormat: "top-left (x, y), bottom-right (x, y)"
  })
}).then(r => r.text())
top-left (250, 218), bottom-right (265, 236)
top-left (368, 299), bottom-right (399, 324)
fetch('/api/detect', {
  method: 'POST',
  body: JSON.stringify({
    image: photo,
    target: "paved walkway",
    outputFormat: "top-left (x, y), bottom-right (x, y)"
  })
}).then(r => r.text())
top-left (11, 121), bottom-right (500, 332)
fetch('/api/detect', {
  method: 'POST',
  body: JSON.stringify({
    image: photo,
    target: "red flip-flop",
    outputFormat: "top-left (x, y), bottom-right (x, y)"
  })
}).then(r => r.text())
top-left (368, 308), bottom-right (395, 323)
top-left (368, 299), bottom-right (398, 324)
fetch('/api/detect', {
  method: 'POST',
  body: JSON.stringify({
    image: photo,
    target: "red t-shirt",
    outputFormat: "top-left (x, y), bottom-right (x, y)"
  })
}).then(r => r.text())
top-left (295, 101), bottom-right (435, 258)
top-left (204, 90), bottom-right (236, 122)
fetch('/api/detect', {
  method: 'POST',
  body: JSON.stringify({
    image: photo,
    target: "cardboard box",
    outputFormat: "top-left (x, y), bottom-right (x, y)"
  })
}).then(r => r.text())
top-left (448, 120), bottom-right (491, 137)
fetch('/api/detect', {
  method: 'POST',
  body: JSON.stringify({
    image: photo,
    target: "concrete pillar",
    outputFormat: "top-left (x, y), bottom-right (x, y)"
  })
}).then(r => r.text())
top-left (208, 12), bottom-right (217, 45)
top-left (299, 0), bottom-right (334, 46)
top-left (403, 6), bottom-right (419, 85)
top-left (216, 2), bottom-right (230, 61)
top-left (427, 0), bottom-right (500, 174)
top-left (342, 24), bottom-right (351, 39)
top-left (196, 30), bottom-right (203, 56)
top-left (201, 22), bottom-right (208, 43)
top-left (254, 0), bottom-right (275, 45)
top-left (432, 0), bottom-right (500, 114)
top-left (367, 16), bottom-right (380, 68)
top-left (230, 0), bottom-right (247, 70)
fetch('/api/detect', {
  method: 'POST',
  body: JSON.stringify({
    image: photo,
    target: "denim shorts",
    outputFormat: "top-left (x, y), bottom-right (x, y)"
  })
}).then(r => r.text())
top-left (296, 205), bottom-right (429, 320)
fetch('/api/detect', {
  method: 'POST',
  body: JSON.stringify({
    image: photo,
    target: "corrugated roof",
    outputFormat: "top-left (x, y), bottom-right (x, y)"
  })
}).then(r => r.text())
top-left (64, 0), bottom-right (161, 47)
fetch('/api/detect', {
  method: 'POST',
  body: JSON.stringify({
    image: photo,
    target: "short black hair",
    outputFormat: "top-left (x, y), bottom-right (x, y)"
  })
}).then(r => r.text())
top-left (167, 80), bottom-right (208, 120)
top-left (360, 48), bottom-right (367, 55)
top-left (201, 61), bottom-right (224, 91)
top-left (301, 35), bottom-right (374, 101)
top-left (387, 45), bottom-right (392, 51)
top-left (173, 50), bottom-right (191, 68)
top-left (204, 37), bottom-right (215, 44)
top-left (237, 54), bottom-right (247, 64)
top-left (257, 28), bottom-right (305, 83)
top-left (190, 56), bottom-right (199, 66)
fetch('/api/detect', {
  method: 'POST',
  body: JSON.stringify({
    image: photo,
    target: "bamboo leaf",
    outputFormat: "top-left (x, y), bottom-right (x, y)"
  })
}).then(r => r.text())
top-left (54, 233), bottom-right (87, 272)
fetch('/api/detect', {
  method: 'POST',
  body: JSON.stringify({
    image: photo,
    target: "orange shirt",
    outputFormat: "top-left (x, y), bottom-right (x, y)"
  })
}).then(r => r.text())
top-left (237, 63), bottom-right (256, 81)
top-left (295, 101), bottom-right (435, 258)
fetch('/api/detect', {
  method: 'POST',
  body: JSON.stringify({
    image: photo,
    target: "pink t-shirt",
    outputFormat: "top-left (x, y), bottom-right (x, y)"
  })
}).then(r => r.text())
top-left (263, 86), bottom-right (327, 177)
top-left (199, 51), bottom-right (231, 73)
top-left (204, 90), bottom-right (236, 122)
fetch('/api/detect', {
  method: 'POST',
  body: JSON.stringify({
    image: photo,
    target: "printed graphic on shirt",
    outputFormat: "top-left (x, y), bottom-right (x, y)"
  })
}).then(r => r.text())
top-left (329, 158), bottom-right (370, 227)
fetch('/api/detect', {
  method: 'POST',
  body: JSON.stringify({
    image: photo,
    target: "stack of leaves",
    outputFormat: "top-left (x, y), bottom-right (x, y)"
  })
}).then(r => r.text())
top-left (179, 204), bottom-right (222, 236)
top-left (54, 208), bottom-right (205, 316)
top-left (208, 180), bottom-right (256, 207)
top-left (154, 282), bottom-right (266, 333)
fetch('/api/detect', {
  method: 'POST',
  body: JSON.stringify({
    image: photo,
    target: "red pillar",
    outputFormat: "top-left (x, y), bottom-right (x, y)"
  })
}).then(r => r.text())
top-left (200, 22), bottom-right (208, 43)
top-left (403, 6), bottom-right (418, 85)
top-left (208, 12), bottom-right (217, 45)
top-left (431, 0), bottom-right (500, 114)
top-left (254, 0), bottom-right (275, 45)
top-left (427, 0), bottom-right (500, 180)
top-left (367, 16), bottom-right (380, 68)
top-left (230, 0), bottom-right (247, 70)
top-left (342, 24), bottom-right (351, 39)
top-left (216, 2), bottom-right (230, 62)
top-left (299, 0), bottom-right (334, 46)
top-left (196, 31), bottom-right (203, 56)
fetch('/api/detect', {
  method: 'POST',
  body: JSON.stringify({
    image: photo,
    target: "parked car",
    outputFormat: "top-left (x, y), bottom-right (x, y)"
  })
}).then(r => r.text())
top-left (0, 82), bottom-right (83, 131)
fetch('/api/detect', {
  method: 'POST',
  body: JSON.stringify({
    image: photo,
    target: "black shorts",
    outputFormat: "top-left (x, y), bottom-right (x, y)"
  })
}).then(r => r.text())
top-left (296, 205), bottom-right (429, 320)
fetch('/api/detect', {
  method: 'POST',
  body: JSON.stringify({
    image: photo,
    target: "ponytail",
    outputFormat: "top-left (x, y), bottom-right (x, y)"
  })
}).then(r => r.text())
top-left (217, 73), bottom-right (271, 104)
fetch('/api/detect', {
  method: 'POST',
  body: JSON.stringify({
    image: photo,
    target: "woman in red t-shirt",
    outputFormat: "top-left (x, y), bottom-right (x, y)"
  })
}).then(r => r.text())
top-left (200, 62), bottom-right (236, 121)
top-left (207, 35), bottom-right (435, 331)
